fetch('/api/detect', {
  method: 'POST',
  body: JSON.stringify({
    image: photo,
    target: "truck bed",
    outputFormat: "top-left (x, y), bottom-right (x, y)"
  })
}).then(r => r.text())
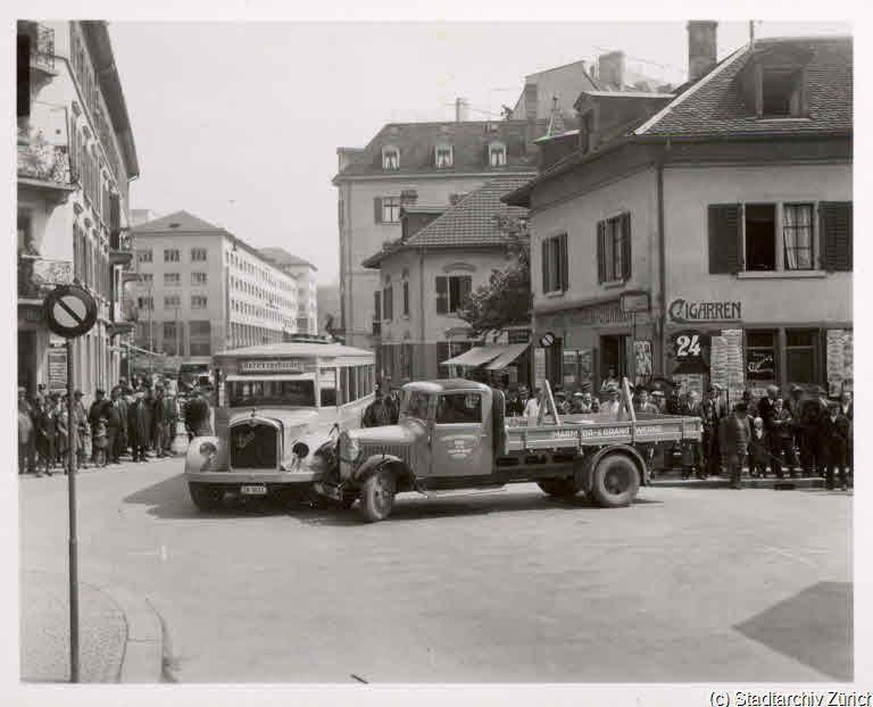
top-left (504, 413), bottom-right (701, 454)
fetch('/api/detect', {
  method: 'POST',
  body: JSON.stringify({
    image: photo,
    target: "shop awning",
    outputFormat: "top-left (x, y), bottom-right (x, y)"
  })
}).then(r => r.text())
top-left (440, 346), bottom-right (504, 367)
top-left (484, 343), bottom-right (530, 370)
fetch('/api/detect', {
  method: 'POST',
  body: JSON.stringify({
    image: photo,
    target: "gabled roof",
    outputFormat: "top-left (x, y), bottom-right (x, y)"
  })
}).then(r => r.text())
top-left (636, 36), bottom-right (852, 137)
top-left (362, 176), bottom-right (530, 268)
top-left (131, 210), bottom-right (224, 234)
top-left (333, 120), bottom-right (546, 181)
top-left (259, 247), bottom-right (317, 272)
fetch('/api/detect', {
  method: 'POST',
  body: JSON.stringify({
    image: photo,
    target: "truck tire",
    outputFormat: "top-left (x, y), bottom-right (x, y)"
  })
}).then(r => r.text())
top-left (537, 479), bottom-right (581, 498)
top-left (189, 483), bottom-right (223, 511)
top-left (590, 454), bottom-right (640, 508)
top-left (359, 470), bottom-right (395, 522)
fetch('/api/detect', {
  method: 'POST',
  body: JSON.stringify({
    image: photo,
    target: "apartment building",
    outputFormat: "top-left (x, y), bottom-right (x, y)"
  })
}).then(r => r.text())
top-left (17, 20), bottom-right (139, 397)
top-left (259, 247), bottom-right (319, 335)
top-left (130, 210), bottom-right (299, 364)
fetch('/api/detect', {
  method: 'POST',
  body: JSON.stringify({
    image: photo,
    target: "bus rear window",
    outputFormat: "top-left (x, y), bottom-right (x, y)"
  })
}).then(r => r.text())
top-left (228, 380), bottom-right (315, 408)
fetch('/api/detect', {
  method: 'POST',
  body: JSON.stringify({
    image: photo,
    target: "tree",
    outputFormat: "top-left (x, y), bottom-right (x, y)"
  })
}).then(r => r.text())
top-left (457, 215), bottom-right (531, 337)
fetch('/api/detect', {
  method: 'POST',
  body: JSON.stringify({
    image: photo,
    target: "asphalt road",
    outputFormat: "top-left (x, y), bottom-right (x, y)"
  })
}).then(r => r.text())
top-left (20, 458), bottom-right (852, 683)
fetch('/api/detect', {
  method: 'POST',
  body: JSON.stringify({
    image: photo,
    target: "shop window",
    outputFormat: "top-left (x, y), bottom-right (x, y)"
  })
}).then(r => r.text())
top-left (785, 329), bottom-right (819, 385)
top-left (542, 233), bottom-right (568, 293)
top-left (746, 330), bottom-right (777, 382)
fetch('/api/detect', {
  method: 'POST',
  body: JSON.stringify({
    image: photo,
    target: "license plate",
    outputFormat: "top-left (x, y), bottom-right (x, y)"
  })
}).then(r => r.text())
top-left (240, 485), bottom-right (268, 496)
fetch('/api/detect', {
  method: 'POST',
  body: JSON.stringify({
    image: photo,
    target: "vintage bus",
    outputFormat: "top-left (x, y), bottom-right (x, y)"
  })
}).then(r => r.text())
top-left (184, 340), bottom-right (376, 510)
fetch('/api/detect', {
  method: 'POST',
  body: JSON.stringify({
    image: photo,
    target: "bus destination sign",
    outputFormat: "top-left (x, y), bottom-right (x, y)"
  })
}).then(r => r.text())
top-left (239, 359), bottom-right (306, 374)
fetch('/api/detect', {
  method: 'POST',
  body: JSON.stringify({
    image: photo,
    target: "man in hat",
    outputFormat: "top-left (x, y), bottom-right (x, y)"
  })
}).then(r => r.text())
top-left (786, 385), bottom-right (808, 473)
top-left (757, 384), bottom-right (783, 479)
top-left (128, 390), bottom-right (150, 462)
top-left (18, 388), bottom-right (35, 475)
top-left (601, 386), bottom-right (623, 419)
top-left (823, 401), bottom-right (850, 491)
top-left (720, 402), bottom-right (751, 489)
top-left (89, 388), bottom-right (107, 465)
top-left (362, 385), bottom-right (393, 428)
top-left (700, 385), bottom-right (725, 477)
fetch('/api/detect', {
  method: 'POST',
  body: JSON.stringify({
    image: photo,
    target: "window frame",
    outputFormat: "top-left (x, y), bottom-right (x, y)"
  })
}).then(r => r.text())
top-left (542, 233), bottom-right (569, 294)
top-left (488, 141), bottom-right (507, 167)
top-left (163, 248), bottom-right (180, 263)
top-left (596, 213), bottom-right (631, 285)
top-left (191, 247), bottom-right (208, 262)
top-left (381, 196), bottom-right (401, 224)
top-left (382, 146), bottom-right (400, 171)
top-left (434, 143), bottom-right (453, 169)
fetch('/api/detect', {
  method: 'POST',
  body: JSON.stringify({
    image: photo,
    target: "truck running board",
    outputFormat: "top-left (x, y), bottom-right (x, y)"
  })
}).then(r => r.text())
top-left (415, 485), bottom-right (506, 499)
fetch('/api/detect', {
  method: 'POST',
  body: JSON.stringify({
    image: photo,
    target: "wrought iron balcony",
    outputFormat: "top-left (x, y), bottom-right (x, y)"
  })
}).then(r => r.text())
top-left (18, 125), bottom-right (74, 189)
top-left (19, 21), bottom-right (55, 74)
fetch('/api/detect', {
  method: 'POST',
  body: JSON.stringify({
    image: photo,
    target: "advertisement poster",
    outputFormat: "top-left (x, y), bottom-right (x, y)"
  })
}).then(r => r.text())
top-left (48, 347), bottom-right (67, 391)
top-left (633, 340), bottom-right (652, 382)
top-left (533, 348), bottom-right (546, 388)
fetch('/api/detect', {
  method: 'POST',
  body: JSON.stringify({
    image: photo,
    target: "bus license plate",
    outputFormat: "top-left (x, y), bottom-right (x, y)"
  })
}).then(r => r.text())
top-left (240, 485), bottom-right (267, 496)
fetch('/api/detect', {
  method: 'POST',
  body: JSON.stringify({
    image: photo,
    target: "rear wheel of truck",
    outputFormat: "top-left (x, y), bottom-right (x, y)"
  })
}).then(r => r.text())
top-left (537, 479), bottom-right (581, 498)
top-left (189, 483), bottom-right (224, 512)
top-left (590, 455), bottom-right (639, 508)
top-left (360, 470), bottom-right (395, 522)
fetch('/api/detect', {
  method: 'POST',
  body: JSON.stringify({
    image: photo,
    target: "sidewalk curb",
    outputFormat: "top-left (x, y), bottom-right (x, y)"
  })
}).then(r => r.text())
top-left (649, 476), bottom-right (829, 490)
top-left (92, 583), bottom-right (164, 683)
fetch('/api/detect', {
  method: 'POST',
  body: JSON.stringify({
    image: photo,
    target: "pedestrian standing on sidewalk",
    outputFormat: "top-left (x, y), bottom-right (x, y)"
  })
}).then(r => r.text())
top-left (163, 388), bottom-right (179, 455)
top-left (700, 385), bottom-right (725, 477)
top-left (839, 390), bottom-right (853, 476)
top-left (35, 394), bottom-right (58, 476)
top-left (823, 401), bottom-right (850, 491)
top-left (773, 398), bottom-right (798, 477)
top-left (128, 391), bottom-right (150, 463)
top-left (115, 387), bottom-right (130, 462)
top-left (18, 396), bottom-right (35, 475)
top-left (151, 386), bottom-right (167, 457)
top-left (93, 417), bottom-right (108, 467)
top-left (55, 394), bottom-right (69, 469)
top-left (719, 402), bottom-right (751, 489)
top-left (748, 417), bottom-right (770, 478)
top-left (72, 389), bottom-right (89, 470)
top-left (362, 386), bottom-right (393, 428)
top-left (105, 388), bottom-right (123, 464)
top-left (523, 387), bottom-right (542, 421)
top-left (88, 388), bottom-right (106, 464)
top-left (786, 385), bottom-right (808, 473)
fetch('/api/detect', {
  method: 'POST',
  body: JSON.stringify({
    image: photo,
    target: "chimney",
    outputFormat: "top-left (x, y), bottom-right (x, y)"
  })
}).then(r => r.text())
top-left (687, 21), bottom-right (718, 83)
top-left (455, 97), bottom-right (470, 122)
top-left (597, 51), bottom-right (625, 91)
top-left (523, 80), bottom-right (538, 121)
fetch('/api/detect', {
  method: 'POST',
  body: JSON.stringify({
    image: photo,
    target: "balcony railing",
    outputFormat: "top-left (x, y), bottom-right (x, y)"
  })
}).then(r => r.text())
top-left (19, 21), bottom-right (55, 73)
top-left (18, 125), bottom-right (73, 187)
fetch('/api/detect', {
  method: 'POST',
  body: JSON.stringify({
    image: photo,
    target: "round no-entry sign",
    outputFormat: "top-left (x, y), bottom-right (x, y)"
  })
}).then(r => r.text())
top-left (43, 285), bottom-right (98, 339)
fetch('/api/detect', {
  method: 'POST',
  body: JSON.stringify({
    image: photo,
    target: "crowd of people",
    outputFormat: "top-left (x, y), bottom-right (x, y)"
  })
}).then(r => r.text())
top-left (17, 376), bottom-right (214, 477)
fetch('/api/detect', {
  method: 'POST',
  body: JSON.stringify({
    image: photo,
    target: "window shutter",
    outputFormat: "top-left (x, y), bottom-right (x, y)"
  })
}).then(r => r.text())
top-left (708, 204), bottom-right (741, 274)
top-left (597, 221), bottom-right (607, 283)
top-left (559, 233), bottom-right (569, 291)
top-left (436, 276), bottom-right (448, 314)
top-left (373, 290), bottom-right (381, 321)
top-left (621, 213), bottom-right (632, 281)
top-left (820, 201), bottom-right (852, 272)
top-left (374, 197), bottom-right (382, 224)
top-left (541, 240), bottom-right (550, 292)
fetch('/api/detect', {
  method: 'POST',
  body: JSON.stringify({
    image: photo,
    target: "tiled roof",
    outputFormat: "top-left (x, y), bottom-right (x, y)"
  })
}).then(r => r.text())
top-left (363, 176), bottom-right (530, 267)
top-left (334, 120), bottom-right (547, 180)
top-left (638, 36), bottom-right (852, 137)
top-left (131, 210), bottom-right (224, 234)
top-left (258, 247), bottom-right (317, 271)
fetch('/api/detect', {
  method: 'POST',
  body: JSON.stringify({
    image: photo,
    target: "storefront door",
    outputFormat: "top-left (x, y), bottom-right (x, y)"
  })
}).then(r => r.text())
top-left (600, 335), bottom-right (628, 383)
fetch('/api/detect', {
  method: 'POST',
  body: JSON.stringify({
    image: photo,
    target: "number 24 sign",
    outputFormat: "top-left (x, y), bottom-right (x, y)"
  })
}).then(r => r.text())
top-left (672, 332), bottom-right (711, 359)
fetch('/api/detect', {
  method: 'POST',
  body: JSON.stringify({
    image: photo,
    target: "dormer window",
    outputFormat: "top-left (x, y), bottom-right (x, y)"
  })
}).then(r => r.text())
top-left (488, 141), bottom-right (506, 167)
top-left (382, 146), bottom-right (399, 170)
top-left (435, 144), bottom-right (453, 169)
top-left (761, 68), bottom-right (804, 118)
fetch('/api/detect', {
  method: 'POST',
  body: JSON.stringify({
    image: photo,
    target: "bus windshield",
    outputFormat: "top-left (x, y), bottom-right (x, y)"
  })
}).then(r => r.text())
top-left (228, 379), bottom-right (316, 408)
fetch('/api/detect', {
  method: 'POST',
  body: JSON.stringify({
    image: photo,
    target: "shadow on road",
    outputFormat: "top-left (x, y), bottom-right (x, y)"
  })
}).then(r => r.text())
top-left (734, 581), bottom-right (852, 681)
top-left (121, 474), bottom-right (657, 524)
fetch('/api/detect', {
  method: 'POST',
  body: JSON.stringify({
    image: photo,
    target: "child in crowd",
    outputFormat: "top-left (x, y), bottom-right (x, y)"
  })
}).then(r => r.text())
top-left (94, 417), bottom-right (109, 468)
top-left (748, 416), bottom-right (770, 478)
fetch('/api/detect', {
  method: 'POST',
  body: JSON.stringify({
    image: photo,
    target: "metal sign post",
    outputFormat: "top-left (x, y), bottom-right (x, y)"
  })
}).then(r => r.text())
top-left (43, 285), bottom-right (97, 684)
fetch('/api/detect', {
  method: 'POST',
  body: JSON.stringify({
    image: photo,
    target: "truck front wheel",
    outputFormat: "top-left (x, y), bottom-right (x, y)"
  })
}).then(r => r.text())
top-left (590, 455), bottom-right (640, 508)
top-left (537, 479), bottom-right (581, 498)
top-left (360, 470), bottom-right (395, 522)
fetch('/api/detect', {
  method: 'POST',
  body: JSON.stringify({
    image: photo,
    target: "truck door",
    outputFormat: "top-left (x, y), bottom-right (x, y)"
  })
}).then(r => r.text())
top-left (430, 391), bottom-right (493, 477)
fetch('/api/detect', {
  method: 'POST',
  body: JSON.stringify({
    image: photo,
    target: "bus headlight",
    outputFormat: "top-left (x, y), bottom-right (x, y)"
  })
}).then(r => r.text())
top-left (199, 441), bottom-right (218, 468)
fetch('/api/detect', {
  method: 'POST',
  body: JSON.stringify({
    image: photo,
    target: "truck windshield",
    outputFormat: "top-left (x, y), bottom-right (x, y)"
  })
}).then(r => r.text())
top-left (228, 380), bottom-right (316, 408)
top-left (399, 390), bottom-right (431, 421)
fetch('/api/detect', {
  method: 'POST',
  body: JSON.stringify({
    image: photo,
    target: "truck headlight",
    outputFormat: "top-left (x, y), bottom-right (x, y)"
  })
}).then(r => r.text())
top-left (341, 434), bottom-right (360, 464)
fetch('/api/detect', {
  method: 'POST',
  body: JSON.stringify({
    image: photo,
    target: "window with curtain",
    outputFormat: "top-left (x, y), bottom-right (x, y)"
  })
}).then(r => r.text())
top-left (783, 203), bottom-right (814, 270)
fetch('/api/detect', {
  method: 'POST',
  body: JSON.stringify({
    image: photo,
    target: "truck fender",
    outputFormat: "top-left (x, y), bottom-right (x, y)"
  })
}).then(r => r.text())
top-left (353, 454), bottom-right (415, 491)
top-left (184, 435), bottom-right (228, 474)
top-left (576, 444), bottom-right (647, 491)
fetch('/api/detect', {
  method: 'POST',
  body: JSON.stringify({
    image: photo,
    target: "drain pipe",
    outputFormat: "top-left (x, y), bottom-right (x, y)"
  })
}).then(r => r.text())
top-left (656, 157), bottom-right (667, 376)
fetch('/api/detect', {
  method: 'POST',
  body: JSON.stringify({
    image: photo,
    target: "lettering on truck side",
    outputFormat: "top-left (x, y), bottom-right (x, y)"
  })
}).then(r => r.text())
top-left (548, 425), bottom-right (662, 441)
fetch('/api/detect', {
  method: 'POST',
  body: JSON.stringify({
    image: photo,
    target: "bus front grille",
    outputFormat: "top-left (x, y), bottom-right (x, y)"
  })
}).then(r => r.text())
top-left (230, 422), bottom-right (279, 470)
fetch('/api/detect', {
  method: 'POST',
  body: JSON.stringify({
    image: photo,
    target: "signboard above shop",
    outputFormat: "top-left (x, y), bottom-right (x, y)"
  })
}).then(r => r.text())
top-left (668, 298), bottom-right (741, 324)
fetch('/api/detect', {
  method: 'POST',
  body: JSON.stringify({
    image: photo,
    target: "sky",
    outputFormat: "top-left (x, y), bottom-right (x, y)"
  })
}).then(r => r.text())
top-left (106, 19), bottom-right (852, 286)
